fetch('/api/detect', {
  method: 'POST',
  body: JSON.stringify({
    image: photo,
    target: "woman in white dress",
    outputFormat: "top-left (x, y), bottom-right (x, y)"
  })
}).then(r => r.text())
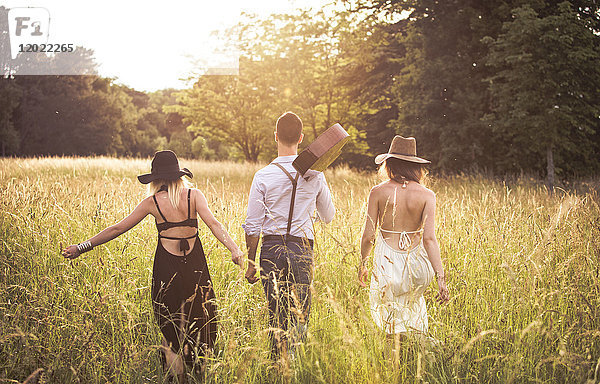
top-left (359, 135), bottom-right (449, 337)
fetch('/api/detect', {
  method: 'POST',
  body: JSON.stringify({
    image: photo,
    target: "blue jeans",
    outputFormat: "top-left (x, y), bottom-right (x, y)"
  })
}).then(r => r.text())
top-left (260, 237), bottom-right (313, 358)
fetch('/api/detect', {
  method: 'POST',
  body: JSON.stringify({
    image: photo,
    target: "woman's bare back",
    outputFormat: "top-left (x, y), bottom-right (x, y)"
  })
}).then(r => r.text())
top-left (151, 188), bottom-right (198, 256)
top-left (372, 180), bottom-right (433, 251)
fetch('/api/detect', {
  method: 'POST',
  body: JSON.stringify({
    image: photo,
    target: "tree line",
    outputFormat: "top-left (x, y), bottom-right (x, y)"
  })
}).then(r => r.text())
top-left (1, 1), bottom-right (599, 184)
top-left (0, 72), bottom-right (203, 159)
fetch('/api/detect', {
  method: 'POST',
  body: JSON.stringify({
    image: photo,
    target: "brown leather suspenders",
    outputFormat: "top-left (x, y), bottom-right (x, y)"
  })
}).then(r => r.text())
top-left (272, 162), bottom-right (300, 235)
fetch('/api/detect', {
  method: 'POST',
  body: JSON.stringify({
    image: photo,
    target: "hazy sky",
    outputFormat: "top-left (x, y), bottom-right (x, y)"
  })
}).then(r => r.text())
top-left (1, 0), bottom-right (329, 91)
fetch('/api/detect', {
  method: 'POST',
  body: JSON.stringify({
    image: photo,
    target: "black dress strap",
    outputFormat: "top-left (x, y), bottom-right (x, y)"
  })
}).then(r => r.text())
top-left (158, 231), bottom-right (197, 256)
top-left (152, 195), bottom-right (168, 222)
top-left (187, 189), bottom-right (191, 220)
top-left (273, 162), bottom-right (300, 235)
top-left (160, 233), bottom-right (198, 240)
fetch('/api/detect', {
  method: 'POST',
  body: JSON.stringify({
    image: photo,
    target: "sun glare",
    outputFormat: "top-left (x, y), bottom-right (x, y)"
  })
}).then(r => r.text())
top-left (0, 0), bottom-right (330, 91)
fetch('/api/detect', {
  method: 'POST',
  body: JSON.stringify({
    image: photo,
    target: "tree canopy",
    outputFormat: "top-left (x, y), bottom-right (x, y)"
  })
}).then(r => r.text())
top-left (1, 1), bottom-right (599, 182)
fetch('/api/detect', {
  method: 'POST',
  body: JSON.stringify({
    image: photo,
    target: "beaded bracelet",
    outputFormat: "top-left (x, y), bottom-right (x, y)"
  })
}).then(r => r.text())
top-left (76, 241), bottom-right (93, 254)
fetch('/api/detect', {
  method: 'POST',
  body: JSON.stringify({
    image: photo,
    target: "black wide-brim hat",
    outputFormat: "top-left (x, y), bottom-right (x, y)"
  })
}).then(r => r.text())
top-left (137, 150), bottom-right (193, 184)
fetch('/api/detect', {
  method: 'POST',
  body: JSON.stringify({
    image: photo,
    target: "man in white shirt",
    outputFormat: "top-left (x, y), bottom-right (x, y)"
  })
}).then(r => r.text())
top-left (244, 111), bottom-right (335, 359)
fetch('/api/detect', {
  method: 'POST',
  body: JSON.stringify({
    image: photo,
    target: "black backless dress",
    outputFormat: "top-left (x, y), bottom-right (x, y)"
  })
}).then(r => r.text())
top-left (151, 187), bottom-right (217, 365)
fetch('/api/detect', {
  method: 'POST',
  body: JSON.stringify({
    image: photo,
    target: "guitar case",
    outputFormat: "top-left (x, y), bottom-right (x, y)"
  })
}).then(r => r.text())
top-left (292, 123), bottom-right (350, 176)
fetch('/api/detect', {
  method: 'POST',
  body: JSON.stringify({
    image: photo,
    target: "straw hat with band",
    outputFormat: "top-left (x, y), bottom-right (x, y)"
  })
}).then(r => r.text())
top-left (137, 150), bottom-right (193, 184)
top-left (375, 135), bottom-right (430, 165)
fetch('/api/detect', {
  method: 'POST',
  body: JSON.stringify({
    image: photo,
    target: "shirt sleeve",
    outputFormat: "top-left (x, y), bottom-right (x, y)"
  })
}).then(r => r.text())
top-left (315, 173), bottom-right (335, 224)
top-left (242, 173), bottom-right (265, 236)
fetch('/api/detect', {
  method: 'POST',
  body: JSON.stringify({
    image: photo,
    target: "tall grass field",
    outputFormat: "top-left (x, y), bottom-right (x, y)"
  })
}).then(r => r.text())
top-left (1, 157), bottom-right (599, 383)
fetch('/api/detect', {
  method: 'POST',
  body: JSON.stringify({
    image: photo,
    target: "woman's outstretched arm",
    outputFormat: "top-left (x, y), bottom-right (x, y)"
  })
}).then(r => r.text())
top-left (422, 191), bottom-right (449, 303)
top-left (194, 189), bottom-right (244, 266)
top-left (359, 187), bottom-right (378, 287)
top-left (62, 197), bottom-right (152, 259)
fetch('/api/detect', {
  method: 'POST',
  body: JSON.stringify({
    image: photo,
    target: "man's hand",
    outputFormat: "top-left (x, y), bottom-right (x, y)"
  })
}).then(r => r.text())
top-left (245, 260), bottom-right (259, 284)
top-left (244, 234), bottom-right (260, 283)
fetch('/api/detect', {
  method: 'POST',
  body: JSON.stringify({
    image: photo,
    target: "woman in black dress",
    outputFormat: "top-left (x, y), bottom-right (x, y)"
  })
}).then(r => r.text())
top-left (62, 151), bottom-right (243, 381)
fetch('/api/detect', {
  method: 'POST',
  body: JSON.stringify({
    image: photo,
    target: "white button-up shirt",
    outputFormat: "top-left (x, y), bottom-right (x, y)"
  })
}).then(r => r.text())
top-left (243, 155), bottom-right (335, 239)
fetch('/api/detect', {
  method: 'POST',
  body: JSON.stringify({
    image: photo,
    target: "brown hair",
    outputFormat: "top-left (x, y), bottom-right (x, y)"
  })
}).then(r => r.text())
top-left (276, 112), bottom-right (303, 145)
top-left (379, 157), bottom-right (427, 184)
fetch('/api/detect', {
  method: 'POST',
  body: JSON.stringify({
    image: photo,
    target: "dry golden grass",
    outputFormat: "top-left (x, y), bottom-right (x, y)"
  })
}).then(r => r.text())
top-left (0, 156), bottom-right (599, 383)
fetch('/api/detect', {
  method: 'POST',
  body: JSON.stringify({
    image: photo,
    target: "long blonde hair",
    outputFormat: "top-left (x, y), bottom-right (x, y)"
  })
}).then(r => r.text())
top-left (147, 177), bottom-right (192, 209)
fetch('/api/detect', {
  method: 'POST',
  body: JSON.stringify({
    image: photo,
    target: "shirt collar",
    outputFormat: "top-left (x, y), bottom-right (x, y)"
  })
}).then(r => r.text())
top-left (272, 155), bottom-right (298, 163)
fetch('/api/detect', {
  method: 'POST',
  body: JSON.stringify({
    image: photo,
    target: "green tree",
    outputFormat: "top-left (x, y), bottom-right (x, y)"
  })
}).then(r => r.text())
top-left (13, 76), bottom-right (142, 156)
top-left (174, 10), bottom-right (370, 163)
top-left (484, 2), bottom-right (600, 188)
top-left (336, 13), bottom-right (408, 165)
top-left (388, 1), bottom-right (517, 171)
top-left (191, 136), bottom-right (215, 159)
top-left (0, 79), bottom-right (21, 155)
top-left (171, 57), bottom-right (278, 162)
top-left (341, 0), bottom-right (514, 170)
top-left (149, 89), bottom-right (186, 140)
top-left (344, 0), bottom-right (600, 176)
top-left (168, 130), bottom-right (194, 158)
top-left (263, 10), bottom-right (347, 141)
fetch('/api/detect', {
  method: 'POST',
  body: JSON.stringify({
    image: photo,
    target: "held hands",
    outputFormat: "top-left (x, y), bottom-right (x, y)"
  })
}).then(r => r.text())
top-left (231, 249), bottom-right (244, 267)
top-left (245, 259), bottom-right (259, 284)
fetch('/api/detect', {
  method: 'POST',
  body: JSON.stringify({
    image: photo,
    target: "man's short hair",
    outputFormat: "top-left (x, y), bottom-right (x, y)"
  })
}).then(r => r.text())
top-left (276, 112), bottom-right (303, 145)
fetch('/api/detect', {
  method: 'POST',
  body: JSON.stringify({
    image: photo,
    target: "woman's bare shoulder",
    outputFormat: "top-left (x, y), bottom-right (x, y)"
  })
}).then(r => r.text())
top-left (414, 184), bottom-right (436, 201)
top-left (139, 195), bottom-right (154, 205)
top-left (369, 181), bottom-right (393, 197)
top-left (371, 180), bottom-right (394, 191)
top-left (138, 196), bottom-right (157, 215)
top-left (189, 187), bottom-right (208, 202)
